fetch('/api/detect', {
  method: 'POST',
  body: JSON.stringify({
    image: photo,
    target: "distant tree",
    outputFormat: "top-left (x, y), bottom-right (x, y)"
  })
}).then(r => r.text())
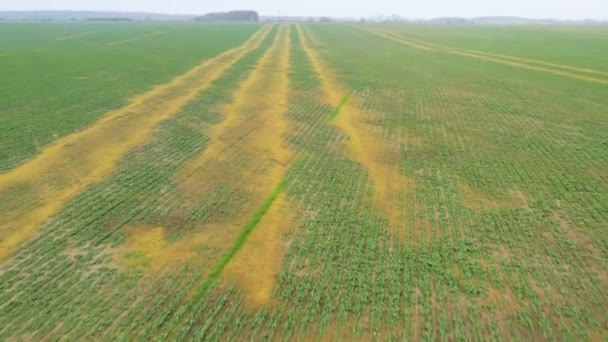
top-left (319, 17), bottom-right (331, 22)
top-left (86, 17), bottom-right (131, 22)
top-left (195, 10), bottom-right (259, 22)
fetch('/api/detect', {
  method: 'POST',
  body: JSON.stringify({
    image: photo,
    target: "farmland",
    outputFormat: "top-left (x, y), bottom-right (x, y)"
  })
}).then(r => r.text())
top-left (0, 21), bottom-right (607, 340)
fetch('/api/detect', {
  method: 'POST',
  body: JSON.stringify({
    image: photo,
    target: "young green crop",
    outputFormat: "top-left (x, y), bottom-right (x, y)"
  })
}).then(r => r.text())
top-left (0, 22), bottom-right (606, 341)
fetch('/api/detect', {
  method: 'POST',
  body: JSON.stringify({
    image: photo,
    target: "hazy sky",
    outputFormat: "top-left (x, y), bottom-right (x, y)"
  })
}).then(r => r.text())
top-left (3, 0), bottom-right (608, 19)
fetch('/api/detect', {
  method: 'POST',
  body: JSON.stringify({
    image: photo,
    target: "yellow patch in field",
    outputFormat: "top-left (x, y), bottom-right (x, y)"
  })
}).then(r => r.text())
top-left (400, 32), bottom-right (608, 77)
top-left (223, 193), bottom-right (295, 306)
top-left (447, 49), bottom-right (608, 84)
top-left (461, 49), bottom-right (608, 77)
top-left (295, 26), bottom-right (342, 104)
top-left (173, 25), bottom-right (293, 299)
top-left (115, 226), bottom-right (215, 273)
top-left (56, 31), bottom-right (96, 41)
top-left (178, 25), bottom-right (292, 199)
top-left (0, 26), bottom-right (272, 261)
top-left (298, 25), bottom-right (408, 239)
top-left (460, 182), bottom-right (528, 210)
top-left (105, 31), bottom-right (165, 46)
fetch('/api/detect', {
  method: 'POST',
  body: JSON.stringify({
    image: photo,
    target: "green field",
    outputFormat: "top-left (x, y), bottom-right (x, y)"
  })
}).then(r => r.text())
top-left (0, 22), bottom-right (607, 340)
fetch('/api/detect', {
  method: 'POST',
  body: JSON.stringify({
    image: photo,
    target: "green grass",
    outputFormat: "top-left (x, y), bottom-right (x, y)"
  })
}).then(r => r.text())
top-left (0, 22), bottom-right (606, 341)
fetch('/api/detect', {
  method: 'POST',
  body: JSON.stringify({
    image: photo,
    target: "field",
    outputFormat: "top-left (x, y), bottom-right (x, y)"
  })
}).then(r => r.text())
top-left (0, 22), bottom-right (607, 340)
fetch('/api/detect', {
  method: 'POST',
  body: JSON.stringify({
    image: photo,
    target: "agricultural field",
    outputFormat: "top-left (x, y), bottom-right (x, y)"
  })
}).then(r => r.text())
top-left (0, 21), bottom-right (607, 341)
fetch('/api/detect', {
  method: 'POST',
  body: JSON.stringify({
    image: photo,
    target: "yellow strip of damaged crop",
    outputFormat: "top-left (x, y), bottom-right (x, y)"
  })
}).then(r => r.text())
top-left (366, 28), bottom-right (608, 84)
top-left (392, 32), bottom-right (608, 76)
top-left (390, 32), bottom-right (608, 76)
top-left (172, 25), bottom-right (293, 305)
top-left (178, 25), bottom-right (291, 186)
top-left (297, 25), bottom-right (407, 240)
top-left (368, 30), bottom-right (436, 51)
top-left (459, 49), bottom-right (608, 77)
top-left (445, 49), bottom-right (608, 84)
top-left (222, 192), bottom-right (296, 307)
top-left (0, 25), bottom-right (272, 261)
top-left (106, 30), bottom-right (165, 46)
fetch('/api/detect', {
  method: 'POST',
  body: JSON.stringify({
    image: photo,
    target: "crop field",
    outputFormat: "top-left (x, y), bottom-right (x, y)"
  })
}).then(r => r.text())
top-left (0, 22), bottom-right (607, 340)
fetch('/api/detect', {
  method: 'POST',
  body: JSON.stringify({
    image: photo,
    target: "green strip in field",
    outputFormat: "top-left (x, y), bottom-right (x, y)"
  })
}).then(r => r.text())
top-left (190, 178), bottom-right (288, 301)
top-left (328, 90), bottom-right (354, 122)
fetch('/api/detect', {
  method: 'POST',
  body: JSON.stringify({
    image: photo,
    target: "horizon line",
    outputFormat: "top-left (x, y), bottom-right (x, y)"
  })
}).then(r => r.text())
top-left (0, 9), bottom-right (607, 21)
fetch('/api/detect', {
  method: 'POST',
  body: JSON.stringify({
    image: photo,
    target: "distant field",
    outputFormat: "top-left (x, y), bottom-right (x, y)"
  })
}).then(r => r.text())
top-left (0, 22), bottom-right (606, 340)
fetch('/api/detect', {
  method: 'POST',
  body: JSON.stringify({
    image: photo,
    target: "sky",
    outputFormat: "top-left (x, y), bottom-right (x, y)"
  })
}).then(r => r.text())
top-left (2, 0), bottom-right (608, 20)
